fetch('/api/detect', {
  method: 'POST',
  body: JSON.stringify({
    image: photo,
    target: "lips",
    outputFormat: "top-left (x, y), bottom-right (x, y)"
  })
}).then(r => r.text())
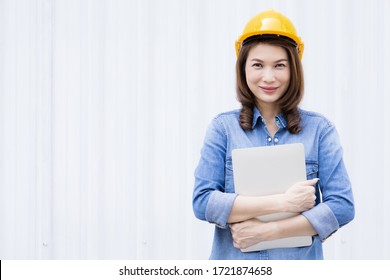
top-left (260, 86), bottom-right (278, 94)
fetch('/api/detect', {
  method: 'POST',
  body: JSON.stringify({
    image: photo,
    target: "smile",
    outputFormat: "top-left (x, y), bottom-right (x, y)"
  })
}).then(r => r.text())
top-left (260, 86), bottom-right (278, 93)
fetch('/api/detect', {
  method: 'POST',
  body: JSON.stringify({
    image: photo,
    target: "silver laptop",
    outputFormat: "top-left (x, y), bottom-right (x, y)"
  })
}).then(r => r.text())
top-left (232, 143), bottom-right (312, 252)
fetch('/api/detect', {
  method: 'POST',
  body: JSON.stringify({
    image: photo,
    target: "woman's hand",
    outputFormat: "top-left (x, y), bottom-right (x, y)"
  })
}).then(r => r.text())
top-left (227, 178), bottom-right (319, 224)
top-left (230, 215), bottom-right (318, 249)
top-left (229, 218), bottom-right (274, 249)
top-left (283, 178), bottom-right (318, 213)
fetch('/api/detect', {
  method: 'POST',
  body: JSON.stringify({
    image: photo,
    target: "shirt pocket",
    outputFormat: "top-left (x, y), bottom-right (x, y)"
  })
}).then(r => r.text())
top-left (305, 160), bottom-right (319, 180)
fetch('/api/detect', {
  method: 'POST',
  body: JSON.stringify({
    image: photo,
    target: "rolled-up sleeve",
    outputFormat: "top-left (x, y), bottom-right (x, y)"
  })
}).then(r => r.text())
top-left (302, 203), bottom-right (339, 241)
top-left (303, 121), bottom-right (355, 241)
top-left (192, 117), bottom-right (237, 229)
top-left (205, 191), bottom-right (237, 229)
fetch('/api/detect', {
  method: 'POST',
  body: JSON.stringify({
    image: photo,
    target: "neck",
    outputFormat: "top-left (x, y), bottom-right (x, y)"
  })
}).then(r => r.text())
top-left (256, 102), bottom-right (281, 137)
top-left (256, 102), bottom-right (281, 121)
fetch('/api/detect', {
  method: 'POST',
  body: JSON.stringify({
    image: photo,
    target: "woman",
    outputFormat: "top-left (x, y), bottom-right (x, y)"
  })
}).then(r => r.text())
top-left (192, 9), bottom-right (354, 259)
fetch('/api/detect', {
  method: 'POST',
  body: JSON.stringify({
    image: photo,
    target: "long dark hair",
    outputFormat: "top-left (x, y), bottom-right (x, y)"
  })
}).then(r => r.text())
top-left (236, 36), bottom-right (304, 134)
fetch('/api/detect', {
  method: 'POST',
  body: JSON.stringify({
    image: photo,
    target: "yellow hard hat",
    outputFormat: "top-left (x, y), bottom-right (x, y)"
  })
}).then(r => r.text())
top-left (235, 9), bottom-right (304, 59)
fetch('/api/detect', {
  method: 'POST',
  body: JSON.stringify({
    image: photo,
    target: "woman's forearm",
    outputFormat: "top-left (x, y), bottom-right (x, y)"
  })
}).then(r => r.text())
top-left (271, 214), bottom-right (317, 239)
top-left (230, 214), bottom-right (317, 249)
top-left (227, 194), bottom-right (287, 223)
top-left (228, 179), bottom-right (318, 224)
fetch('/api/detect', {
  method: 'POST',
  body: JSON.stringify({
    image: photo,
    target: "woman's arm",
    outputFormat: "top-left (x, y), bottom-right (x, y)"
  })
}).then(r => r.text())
top-left (301, 121), bottom-right (354, 241)
top-left (227, 178), bottom-right (318, 223)
top-left (230, 215), bottom-right (317, 249)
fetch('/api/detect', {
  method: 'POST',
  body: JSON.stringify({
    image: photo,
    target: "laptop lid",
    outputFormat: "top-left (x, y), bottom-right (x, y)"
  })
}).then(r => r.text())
top-left (231, 143), bottom-right (312, 251)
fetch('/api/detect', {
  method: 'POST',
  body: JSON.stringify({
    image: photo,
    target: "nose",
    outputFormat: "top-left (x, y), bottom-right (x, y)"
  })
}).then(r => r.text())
top-left (262, 67), bottom-right (276, 83)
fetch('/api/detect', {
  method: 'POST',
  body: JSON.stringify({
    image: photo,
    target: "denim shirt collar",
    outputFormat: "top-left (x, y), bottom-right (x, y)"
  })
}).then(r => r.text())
top-left (252, 106), bottom-right (287, 129)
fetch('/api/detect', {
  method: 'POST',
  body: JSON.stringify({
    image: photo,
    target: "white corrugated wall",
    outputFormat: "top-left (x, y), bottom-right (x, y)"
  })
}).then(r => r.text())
top-left (0, 0), bottom-right (389, 259)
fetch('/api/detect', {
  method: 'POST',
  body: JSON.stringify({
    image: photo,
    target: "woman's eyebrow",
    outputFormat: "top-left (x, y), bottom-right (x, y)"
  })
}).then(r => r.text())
top-left (249, 58), bottom-right (264, 62)
top-left (249, 58), bottom-right (288, 63)
top-left (275, 59), bottom-right (288, 63)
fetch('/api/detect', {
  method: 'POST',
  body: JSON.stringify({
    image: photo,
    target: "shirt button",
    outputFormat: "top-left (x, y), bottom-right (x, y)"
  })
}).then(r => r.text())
top-left (274, 137), bottom-right (279, 143)
top-left (267, 137), bottom-right (272, 142)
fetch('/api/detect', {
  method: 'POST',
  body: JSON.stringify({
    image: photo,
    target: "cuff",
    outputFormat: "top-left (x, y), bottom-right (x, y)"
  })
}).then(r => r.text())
top-left (205, 191), bottom-right (237, 229)
top-left (302, 203), bottom-right (339, 241)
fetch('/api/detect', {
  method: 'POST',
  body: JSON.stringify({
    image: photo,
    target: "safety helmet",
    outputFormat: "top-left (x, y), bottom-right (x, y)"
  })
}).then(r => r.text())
top-left (235, 9), bottom-right (304, 59)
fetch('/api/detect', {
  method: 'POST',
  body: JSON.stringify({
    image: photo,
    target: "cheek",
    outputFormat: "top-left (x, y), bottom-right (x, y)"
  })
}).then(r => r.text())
top-left (245, 69), bottom-right (258, 84)
top-left (282, 71), bottom-right (291, 83)
top-left (277, 72), bottom-right (291, 88)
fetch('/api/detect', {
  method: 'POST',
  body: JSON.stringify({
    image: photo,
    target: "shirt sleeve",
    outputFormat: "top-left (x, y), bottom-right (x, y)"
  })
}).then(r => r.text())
top-left (192, 117), bottom-right (237, 229)
top-left (302, 121), bottom-right (355, 241)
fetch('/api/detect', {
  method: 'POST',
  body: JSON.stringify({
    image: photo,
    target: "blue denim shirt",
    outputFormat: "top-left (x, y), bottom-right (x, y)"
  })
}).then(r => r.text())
top-left (193, 107), bottom-right (355, 259)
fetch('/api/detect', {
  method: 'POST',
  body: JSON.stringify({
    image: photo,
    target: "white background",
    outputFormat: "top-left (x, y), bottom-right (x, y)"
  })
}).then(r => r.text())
top-left (0, 0), bottom-right (389, 259)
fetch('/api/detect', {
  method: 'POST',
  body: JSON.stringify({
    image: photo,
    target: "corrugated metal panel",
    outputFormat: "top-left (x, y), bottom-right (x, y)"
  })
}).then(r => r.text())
top-left (0, 0), bottom-right (389, 259)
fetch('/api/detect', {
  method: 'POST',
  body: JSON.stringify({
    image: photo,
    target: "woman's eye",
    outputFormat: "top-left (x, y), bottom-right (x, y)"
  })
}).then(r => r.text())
top-left (252, 63), bottom-right (262, 68)
top-left (275, 63), bottom-right (286, 68)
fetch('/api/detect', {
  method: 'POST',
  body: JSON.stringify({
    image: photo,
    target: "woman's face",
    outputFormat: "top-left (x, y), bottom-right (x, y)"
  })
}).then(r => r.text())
top-left (245, 43), bottom-right (290, 110)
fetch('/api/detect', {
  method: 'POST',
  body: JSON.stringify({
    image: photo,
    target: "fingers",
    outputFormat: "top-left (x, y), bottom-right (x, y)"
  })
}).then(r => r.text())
top-left (285, 179), bottom-right (318, 212)
top-left (229, 223), bottom-right (243, 249)
top-left (229, 219), bottom-right (263, 249)
top-left (302, 178), bottom-right (319, 186)
top-left (309, 193), bottom-right (316, 207)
